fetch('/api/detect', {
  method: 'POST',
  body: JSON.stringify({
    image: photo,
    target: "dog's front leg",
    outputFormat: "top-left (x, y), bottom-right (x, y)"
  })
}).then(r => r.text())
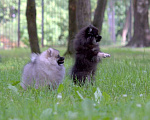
top-left (97, 52), bottom-right (111, 58)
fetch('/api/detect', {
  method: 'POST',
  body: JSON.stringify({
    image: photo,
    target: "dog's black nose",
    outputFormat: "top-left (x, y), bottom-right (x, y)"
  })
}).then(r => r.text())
top-left (98, 35), bottom-right (102, 39)
top-left (96, 35), bottom-right (102, 42)
top-left (60, 57), bottom-right (65, 61)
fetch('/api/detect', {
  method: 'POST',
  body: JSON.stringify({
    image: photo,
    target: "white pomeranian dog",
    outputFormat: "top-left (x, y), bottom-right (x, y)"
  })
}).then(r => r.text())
top-left (21, 48), bottom-right (65, 90)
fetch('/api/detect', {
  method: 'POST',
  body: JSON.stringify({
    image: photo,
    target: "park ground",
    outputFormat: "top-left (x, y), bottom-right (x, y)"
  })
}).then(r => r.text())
top-left (0, 47), bottom-right (150, 120)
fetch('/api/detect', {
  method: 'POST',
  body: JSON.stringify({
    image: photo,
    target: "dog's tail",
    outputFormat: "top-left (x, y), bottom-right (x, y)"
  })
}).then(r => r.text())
top-left (31, 53), bottom-right (39, 63)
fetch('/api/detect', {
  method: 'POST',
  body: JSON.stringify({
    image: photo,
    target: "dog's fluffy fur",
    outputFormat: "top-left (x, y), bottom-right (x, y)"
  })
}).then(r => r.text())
top-left (21, 48), bottom-right (65, 90)
top-left (71, 25), bottom-right (110, 85)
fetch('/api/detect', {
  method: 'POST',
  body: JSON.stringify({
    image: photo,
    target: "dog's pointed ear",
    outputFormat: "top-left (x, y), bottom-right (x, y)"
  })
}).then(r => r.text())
top-left (88, 26), bottom-right (93, 33)
top-left (89, 28), bottom-right (92, 33)
top-left (47, 48), bottom-right (53, 57)
top-left (86, 26), bottom-right (93, 36)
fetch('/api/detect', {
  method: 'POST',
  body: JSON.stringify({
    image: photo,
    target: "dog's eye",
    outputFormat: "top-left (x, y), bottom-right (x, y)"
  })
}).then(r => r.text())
top-left (96, 35), bottom-right (99, 38)
top-left (88, 33), bottom-right (93, 36)
top-left (57, 55), bottom-right (60, 58)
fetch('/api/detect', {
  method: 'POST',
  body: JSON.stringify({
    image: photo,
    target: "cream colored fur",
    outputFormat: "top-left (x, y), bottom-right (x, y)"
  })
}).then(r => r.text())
top-left (21, 48), bottom-right (65, 90)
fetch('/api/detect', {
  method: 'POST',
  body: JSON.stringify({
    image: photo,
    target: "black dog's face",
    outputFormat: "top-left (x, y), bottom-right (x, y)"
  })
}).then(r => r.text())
top-left (85, 25), bottom-right (102, 45)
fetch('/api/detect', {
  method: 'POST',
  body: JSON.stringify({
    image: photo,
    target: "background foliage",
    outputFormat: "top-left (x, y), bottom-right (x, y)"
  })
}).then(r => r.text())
top-left (0, 0), bottom-right (128, 47)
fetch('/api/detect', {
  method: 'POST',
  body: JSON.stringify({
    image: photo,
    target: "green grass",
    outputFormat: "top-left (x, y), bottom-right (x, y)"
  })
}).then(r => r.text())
top-left (0, 47), bottom-right (150, 120)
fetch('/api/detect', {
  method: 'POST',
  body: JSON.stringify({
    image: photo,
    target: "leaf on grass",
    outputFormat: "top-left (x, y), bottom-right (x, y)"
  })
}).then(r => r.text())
top-left (82, 99), bottom-right (94, 116)
top-left (76, 91), bottom-right (84, 100)
top-left (122, 94), bottom-right (127, 97)
top-left (103, 117), bottom-right (111, 120)
top-left (136, 104), bottom-right (141, 108)
top-left (57, 84), bottom-right (64, 93)
top-left (8, 84), bottom-right (19, 95)
top-left (92, 87), bottom-right (97, 93)
top-left (114, 117), bottom-right (121, 120)
top-left (145, 101), bottom-right (150, 111)
top-left (12, 81), bottom-right (20, 86)
top-left (57, 93), bottom-right (62, 99)
top-left (40, 108), bottom-right (52, 119)
top-left (8, 118), bottom-right (20, 120)
top-left (103, 92), bottom-right (111, 102)
top-left (68, 111), bottom-right (78, 119)
top-left (94, 87), bottom-right (102, 104)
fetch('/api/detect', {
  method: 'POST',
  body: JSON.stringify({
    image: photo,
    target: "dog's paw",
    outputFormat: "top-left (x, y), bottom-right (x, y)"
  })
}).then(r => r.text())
top-left (97, 52), bottom-right (111, 58)
top-left (103, 53), bottom-right (111, 58)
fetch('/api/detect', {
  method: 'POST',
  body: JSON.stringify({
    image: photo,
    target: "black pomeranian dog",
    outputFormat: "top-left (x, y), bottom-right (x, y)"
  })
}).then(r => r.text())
top-left (71, 25), bottom-right (110, 85)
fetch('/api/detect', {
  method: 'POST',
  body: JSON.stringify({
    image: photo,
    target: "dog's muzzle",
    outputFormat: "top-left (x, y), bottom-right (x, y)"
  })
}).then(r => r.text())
top-left (57, 57), bottom-right (65, 65)
top-left (88, 34), bottom-right (102, 43)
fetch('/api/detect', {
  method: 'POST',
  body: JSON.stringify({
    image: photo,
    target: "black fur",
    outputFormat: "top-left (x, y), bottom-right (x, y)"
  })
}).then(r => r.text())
top-left (71, 25), bottom-right (102, 85)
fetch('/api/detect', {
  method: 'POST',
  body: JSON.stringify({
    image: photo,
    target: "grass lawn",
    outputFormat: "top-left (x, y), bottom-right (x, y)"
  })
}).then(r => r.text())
top-left (0, 47), bottom-right (150, 120)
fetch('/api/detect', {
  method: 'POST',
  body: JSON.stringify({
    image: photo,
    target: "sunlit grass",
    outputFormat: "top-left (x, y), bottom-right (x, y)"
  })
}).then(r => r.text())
top-left (0, 47), bottom-right (150, 120)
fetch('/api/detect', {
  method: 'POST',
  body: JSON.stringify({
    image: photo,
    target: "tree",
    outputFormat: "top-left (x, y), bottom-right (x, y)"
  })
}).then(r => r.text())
top-left (64, 0), bottom-right (77, 56)
top-left (126, 0), bottom-right (150, 47)
top-left (26, 0), bottom-right (40, 53)
top-left (64, 0), bottom-right (91, 56)
top-left (76, 0), bottom-right (91, 30)
top-left (93, 0), bottom-right (107, 34)
top-left (108, 0), bottom-right (116, 43)
top-left (122, 7), bottom-right (130, 45)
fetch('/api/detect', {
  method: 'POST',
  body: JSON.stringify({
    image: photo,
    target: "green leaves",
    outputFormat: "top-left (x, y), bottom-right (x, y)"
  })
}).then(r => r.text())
top-left (57, 84), bottom-right (64, 93)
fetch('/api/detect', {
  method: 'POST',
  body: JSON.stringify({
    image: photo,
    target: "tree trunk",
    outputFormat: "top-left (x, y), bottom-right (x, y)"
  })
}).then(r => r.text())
top-left (64, 0), bottom-right (77, 56)
top-left (26, 0), bottom-right (40, 53)
top-left (108, 0), bottom-right (116, 43)
top-left (126, 0), bottom-right (150, 47)
top-left (93, 0), bottom-right (107, 34)
top-left (76, 0), bottom-right (91, 30)
top-left (41, 0), bottom-right (44, 47)
top-left (122, 8), bottom-right (130, 45)
top-left (18, 0), bottom-right (21, 47)
top-left (128, 0), bottom-right (133, 42)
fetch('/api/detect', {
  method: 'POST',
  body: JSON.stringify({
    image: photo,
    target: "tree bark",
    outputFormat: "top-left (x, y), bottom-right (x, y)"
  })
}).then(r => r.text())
top-left (93, 0), bottom-right (107, 34)
top-left (18, 0), bottom-right (21, 47)
top-left (108, 0), bottom-right (116, 43)
top-left (126, 0), bottom-right (150, 47)
top-left (64, 0), bottom-right (77, 56)
top-left (76, 0), bottom-right (91, 30)
top-left (41, 0), bottom-right (44, 47)
top-left (122, 8), bottom-right (130, 45)
top-left (26, 0), bottom-right (40, 53)
top-left (128, 0), bottom-right (133, 42)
